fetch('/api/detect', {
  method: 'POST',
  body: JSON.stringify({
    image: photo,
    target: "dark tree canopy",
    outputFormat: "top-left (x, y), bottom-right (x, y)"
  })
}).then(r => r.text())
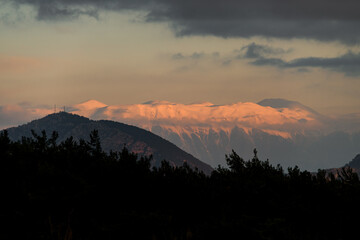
top-left (0, 129), bottom-right (360, 239)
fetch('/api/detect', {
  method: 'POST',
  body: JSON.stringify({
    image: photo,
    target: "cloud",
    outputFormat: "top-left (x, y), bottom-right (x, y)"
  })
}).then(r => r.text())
top-left (9, 0), bottom-right (147, 21)
top-left (171, 52), bottom-right (206, 60)
top-left (250, 51), bottom-right (360, 76)
top-left (171, 53), bottom-right (185, 60)
top-left (36, 2), bottom-right (99, 21)
top-left (171, 43), bottom-right (289, 67)
top-left (239, 42), bottom-right (289, 59)
top-left (169, 44), bottom-right (360, 77)
top-left (8, 0), bottom-right (360, 44)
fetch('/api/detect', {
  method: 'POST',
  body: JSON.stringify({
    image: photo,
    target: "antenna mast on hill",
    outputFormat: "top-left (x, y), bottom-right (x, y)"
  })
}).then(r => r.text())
top-left (63, 106), bottom-right (66, 112)
top-left (54, 104), bottom-right (56, 113)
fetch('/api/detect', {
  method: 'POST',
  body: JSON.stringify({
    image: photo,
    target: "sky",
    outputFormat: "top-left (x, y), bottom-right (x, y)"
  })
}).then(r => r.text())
top-left (1, 0), bottom-right (360, 123)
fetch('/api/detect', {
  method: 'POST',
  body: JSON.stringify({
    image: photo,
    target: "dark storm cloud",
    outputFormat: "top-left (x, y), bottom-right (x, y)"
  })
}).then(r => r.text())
top-left (10, 0), bottom-right (153, 20)
top-left (251, 51), bottom-right (360, 76)
top-left (36, 3), bottom-right (99, 20)
top-left (8, 0), bottom-right (360, 44)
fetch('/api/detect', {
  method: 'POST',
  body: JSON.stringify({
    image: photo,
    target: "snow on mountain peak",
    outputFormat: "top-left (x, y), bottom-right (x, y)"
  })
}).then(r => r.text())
top-left (68, 99), bottom-right (325, 140)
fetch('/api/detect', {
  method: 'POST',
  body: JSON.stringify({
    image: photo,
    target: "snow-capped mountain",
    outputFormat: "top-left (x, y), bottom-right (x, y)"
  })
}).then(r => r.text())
top-left (63, 99), bottom-right (360, 171)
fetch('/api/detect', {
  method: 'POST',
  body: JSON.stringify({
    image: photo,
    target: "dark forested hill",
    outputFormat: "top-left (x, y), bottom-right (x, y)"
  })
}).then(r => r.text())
top-left (6, 112), bottom-right (213, 174)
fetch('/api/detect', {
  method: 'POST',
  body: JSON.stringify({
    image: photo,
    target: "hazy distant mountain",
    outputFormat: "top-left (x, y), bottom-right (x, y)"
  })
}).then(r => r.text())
top-left (5, 112), bottom-right (213, 174)
top-left (61, 99), bottom-right (360, 171)
top-left (346, 154), bottom-right (360, 169)
top-left (322, 154), bottom-right (360, 178)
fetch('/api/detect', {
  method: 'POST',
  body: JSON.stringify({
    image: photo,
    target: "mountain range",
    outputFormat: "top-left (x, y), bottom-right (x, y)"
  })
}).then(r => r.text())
top-left (5, 112), bottom-right (213, 174)
top-left (2, 98), bottom-right (360, 171)
top-left (63, 99), bottom-right (359, 170)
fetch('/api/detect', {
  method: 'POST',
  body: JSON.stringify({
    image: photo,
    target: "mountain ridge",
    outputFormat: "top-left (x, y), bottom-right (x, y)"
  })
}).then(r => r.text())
top-left (2, 98), bottom-right (360, 170)
top-left (5, 112), bottom-right (213, 174)
top-left (65, 99), bottom-right (359, 170)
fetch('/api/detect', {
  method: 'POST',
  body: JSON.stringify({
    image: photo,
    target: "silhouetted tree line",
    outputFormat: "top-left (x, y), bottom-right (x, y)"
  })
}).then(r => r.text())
top-left (1, 129), bottom-right (360, 239)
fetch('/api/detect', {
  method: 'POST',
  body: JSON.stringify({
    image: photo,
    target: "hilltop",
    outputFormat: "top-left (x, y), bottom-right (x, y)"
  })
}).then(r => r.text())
top-left (6, 112), bottom-right (213, 174)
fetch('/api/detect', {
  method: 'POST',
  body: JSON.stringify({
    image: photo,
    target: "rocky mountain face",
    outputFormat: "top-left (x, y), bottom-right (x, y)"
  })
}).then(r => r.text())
top-left (5, 112), bottom-right (213, 174)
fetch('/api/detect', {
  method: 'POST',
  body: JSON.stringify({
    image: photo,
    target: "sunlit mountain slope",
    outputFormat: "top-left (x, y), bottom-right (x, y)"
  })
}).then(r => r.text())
top-left (64, 99), bottom-right (360, 170)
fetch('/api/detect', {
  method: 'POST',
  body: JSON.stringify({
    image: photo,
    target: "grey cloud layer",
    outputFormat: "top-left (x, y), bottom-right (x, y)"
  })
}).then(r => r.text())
top-left (251, 51), bottom-right (360, 76)
top-left (171, 52), bottom-right (208, 60)
top-left (172, 43), bottom-right (360, 77)
top-left (240, 43), bottom-right (289, 59)
top-left (8, 0), bottom-right (360, 44)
